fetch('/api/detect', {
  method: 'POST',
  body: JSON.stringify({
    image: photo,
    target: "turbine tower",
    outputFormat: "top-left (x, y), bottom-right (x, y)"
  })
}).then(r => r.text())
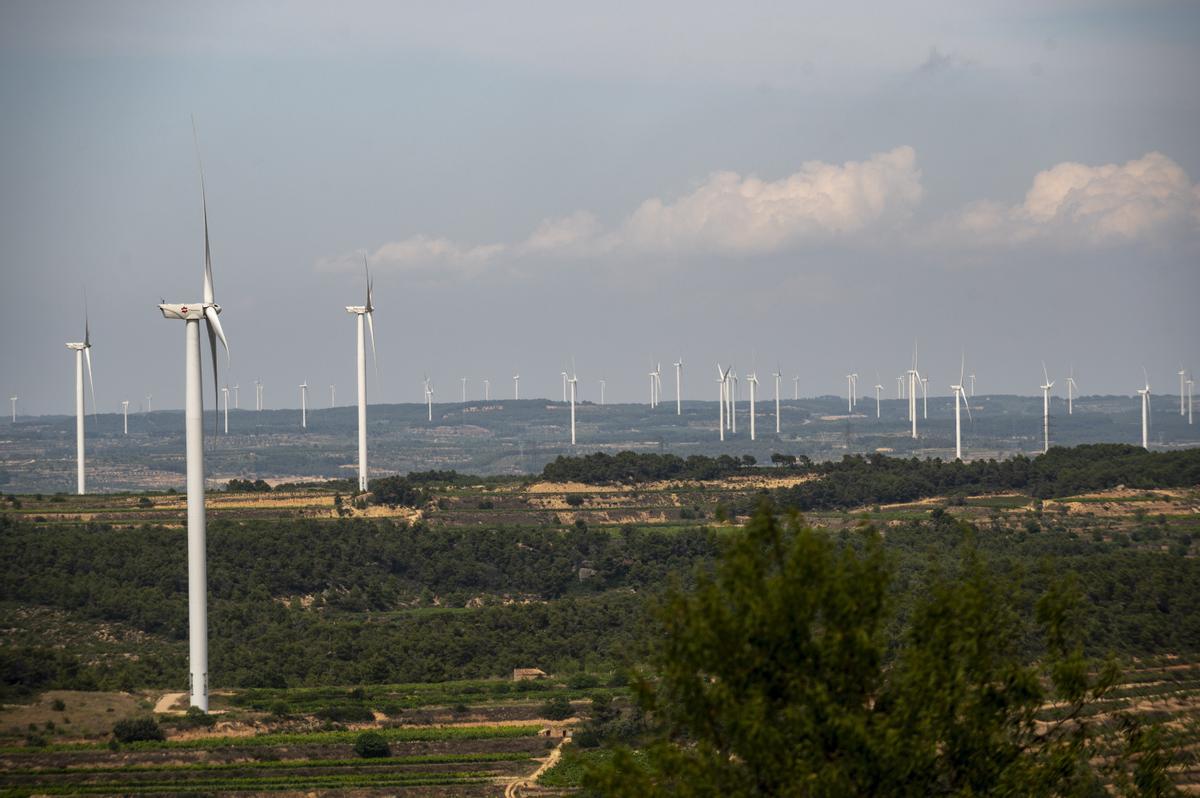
top-left (1138, 371), bottom-right (1151, 450)
top-left (1040, 362), bottom-right (1054, 454)
top-left (1066, 368), bottom-right (1078, 415)
top-left (874, 382), bottom-right (883, 419)
top-left (156, 127), bottom-right (230, 712)
top-left (513, 374), bottom-right (520, 400)
top-left (748, 372), bottom-right (759, 440)
top-left (9, 396), bottom-right (16, 423)
top-left (122, 400), bottom-right (130, 435)
top-left (1187, 374), bottom-right (1194, 425)
top-left (793, 375), bottom-right (799, 401)
top-left (424, 377), bottom-right (433, 421)
top-left (674, 359), bottom-right (683, 415)
top-left (254, 379), bottom-right (262, 411)
top-left (951, 356), bottom-right (972, 461)
top-left (299, 380), bottom-right (308, 429)
top-left (846, 373), bottom-right (855, 413)
top-left (64, 306), bottom-right (96, 495)
top-left (561, 371), bottom-right (567, 403)
top-left (220, 387), bottom-right (229, 434)
top-left (896, 376), bottom-right (904, 401)
top-left (484, 378), bottom-right (490, 401)
top-left (1181, 368), bottom-right (1188, 417)
top-left (773, 369), bottom-right (782, 434)
top-left (599, 379), bottom-right (606, 406)
top-left (344, 258), bottom-right (377, 491)
top-left (568, 367), bottom-right (578, 445)
top-left (921, 376), bottom-right (928, 420)
top-left (969, 373), bottom-right (976, 397)
top-left (329, 384), bottom-right (334, 408)
top-left (907, 344), bottom-right (921, 440)
top-left (716, 364), bottom-right (732, 441)
top-left (146, 394), bottom-right (152, 413)
top-left (462, 377), bottom-right (468, 403)
top-left (231, 384), bottom-right (238, 409)
top-left (730, 371), bottom-right (738, 434)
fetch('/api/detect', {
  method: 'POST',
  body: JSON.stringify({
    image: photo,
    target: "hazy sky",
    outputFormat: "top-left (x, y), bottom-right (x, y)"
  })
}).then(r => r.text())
top-left (1, 0), bottom-right (1198, 414)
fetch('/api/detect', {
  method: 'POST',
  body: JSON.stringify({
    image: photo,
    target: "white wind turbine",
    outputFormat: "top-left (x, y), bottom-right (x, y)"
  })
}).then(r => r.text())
top-left (9, 396), bottom-right (16, 423)
top-left (254, 379), bottom-right (262, 411)
top-left (344, 258), bottom-right (378, 491)
top-left (748, 372), bottom-right (759, 440)
top-left (299, 380), bottom-right (308, 429)
top-left (231, 384), bottom-right (238, 409)
top-left (793, 375), bottom-right (799, 401)
top-left (561, 371), bottom-right (567, 403)
top-left (64, 305), bottom-right (96, 495)
top-left (513, 374), bottom-right (520, 400)
top-left (424, 376), bottom-right (433, 421)
top-left (655, 363), bottom-right (663, 409)
top-left (896, 376), bottom-right (904, 401)
top-left (1180, 367), bottom-right (1188, 417)
top-left (1187, 373), bottom-right (1194, 425)
top-left (568, 364), bottom-right (579, 445)
top-left (648, 362), bottom-right (658, 408)
top-left (599, 379), bottom-right (606, 406)
top-left (483, 378), bottom-right (490, 401)
top-left (122, 400), bottom-right (130, 435)
top-left (730, 371), bottom-right (738, 434)
top-left (1040, 362), bottom-right (1054, 454)
top-left (674, 359), bottom-right (683, 415)
top-left (907, 344), bottom-right (922, 440)
top-left (461, 377), bottom-right (468, 403)
top-left (1138, 370), bottom-right (1152, 450)
top-left (328, 384), bottom-right (334, 408)
top-left (951, 355), bottom-right (972, 461)
top-left (921, 376), bottom-right (928, 420)
top-left (969, 373), bottom-right (976, 397)
top-left (156, 128), bottom-right (230, 712)
top-left (716, 364), bottom-right (732, 441)
top-left (874, 380), bottom-right (883, 419)
top-left (845, 373), bottom-right (855, 413)
top-left (773, 368), bottom-right (782, 434)
top-left (1066, 367), bottom-right (1078, 415)
top-left (220, 387), bottom-right (228, 434)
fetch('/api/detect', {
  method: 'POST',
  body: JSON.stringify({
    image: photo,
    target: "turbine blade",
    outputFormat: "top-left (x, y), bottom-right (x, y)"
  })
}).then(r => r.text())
top-left (84, 347), bottom-right (96, 415)
top-left (366, 311), bottom-right (379, 383)
top-left (204, 306), bottom-right (229, 364)
top-left (206, 319), bottom-right (220, 437)
top-left (193, 119), bottom-right (215, 307)
top-left (1042, 361), bottom-right (1050, 386)
top-left (959, 352), bottom-right (965, 386)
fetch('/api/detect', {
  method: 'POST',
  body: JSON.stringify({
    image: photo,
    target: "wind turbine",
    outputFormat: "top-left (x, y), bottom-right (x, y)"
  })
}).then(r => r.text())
top-left (874, 381), bottom-right (883, 419)
top-left (254, 379), bottom-right (262, 411)
top-left (299, 380), bottom-right (308, 429)
top-left (846, 373), bottom-right (855, 413)
top-left (146, 394), bottom-right (153, 413)
top-left (793, 375), bottom-right (799, 401)
top-left (1187, 373), bottom-right (1194, 425)
top-left (951, 355), bottom-right (972, 461)
top-left (561, 371), bottom-right (567, 403)
top-left (907, 344), bottom-right (921, 439)
top-left (122, 400), bottom-right (130, 435)
top-left (1040, 362), bottom-right (1054, 454)
top-left (896, 376), bottom-right (904, 401)
top-left (9, 396), bottom-right (16, 423)
top-left (655, 363), bottom-right (663, 409)
top-left (1066, 368), bottom-right (1078, 415)
top-left (155, 126), bottom-right (230, 712)
top-left (1181, 367), bottom-right (1188, 417)
top-left (674, 359), bottom-right (683, 415)
top-left (513, 374), bottom-right (520, 400)
top-left (1138, 370), bottom-right (1151, 450)
top-left (344, 257), bottom-right (377, 491)
top-left (730, 371), bottom-right (738, 434)
top-left (716, 364), bottom-right (731, 441)
top-left (568, 362), bottom-right (578, 445)
top-left (483, 378), bottom-right (490, 401)
top-left (232, 384), bottom-right (238, 409)
top-left (648, 362), bottom-right (658, 408)
top-left (424, 377), bottom-right (433, 421)
top-left (748, 372), bottom-right (759, 440)
top-left (773, 369), bottom-right (782, 434)
top-left (968, 373), bottom-right (975, 398)
top-left (328, 384), bottom-right (334, 408)
top-left (599, 379), bottom-right (606, 406)
top-left (462, 377), bottom-right (468, 403)
top-left (921, 376), bottom-right (928, 420)
top-left (64, 304), bottom-right (96, 495)
top-left (220, 387), bottom-right (228, 434)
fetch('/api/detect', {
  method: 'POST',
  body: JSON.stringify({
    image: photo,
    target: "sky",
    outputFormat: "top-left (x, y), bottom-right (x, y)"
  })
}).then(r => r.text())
top-left (1, 0), bottom-right (1198, 414)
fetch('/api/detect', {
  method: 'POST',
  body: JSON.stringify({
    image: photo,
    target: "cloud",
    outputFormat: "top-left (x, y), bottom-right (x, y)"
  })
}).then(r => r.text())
top-left (620, 146), bottom-right (922, 255)
top-left (933, 152), bottom-right (1200, 248)
top-left (325, 147), bottom-right (924, 278)
top-left (916, 45), bottom-right (973, 76)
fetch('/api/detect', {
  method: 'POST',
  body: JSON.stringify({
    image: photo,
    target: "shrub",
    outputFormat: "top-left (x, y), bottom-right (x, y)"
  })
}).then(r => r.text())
top-left (540, 695), bottom-right (573, 720)
top-left (179, 706), bottom-right (216, 728)
top-left (137, 497), bottom-right (153, 508)
top-left (269, 700), bottom-right (290, 717)
top-left (50, 698), bottom-right (66, 711)
top-left (315, 705), bottom-right (374, 723)
top-left (112, 717), bottom-right (165, 743)
top-left (565, 494), bottom-right (585, 507)
top-left (354, 731), bottom-right (391, 758)
top-left (567, 672), bottom-right (600, 689)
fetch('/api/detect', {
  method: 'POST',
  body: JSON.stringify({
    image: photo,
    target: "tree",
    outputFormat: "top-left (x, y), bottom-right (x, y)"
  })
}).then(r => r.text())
top-left (353, 731), bottom-right (390, 758)
top-left (112, 717), bottom-right (165, 743)
top-left (585, 500), bottom-right (1175, 797)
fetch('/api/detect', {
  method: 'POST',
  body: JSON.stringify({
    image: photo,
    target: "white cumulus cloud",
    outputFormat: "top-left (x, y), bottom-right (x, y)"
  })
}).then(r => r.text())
top-left (936, 151), bottom-right (1200, 247)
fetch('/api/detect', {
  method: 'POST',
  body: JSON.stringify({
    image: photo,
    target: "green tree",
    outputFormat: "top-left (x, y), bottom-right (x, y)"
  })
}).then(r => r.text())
top-left (586, 500), bottom-right (1175, 797)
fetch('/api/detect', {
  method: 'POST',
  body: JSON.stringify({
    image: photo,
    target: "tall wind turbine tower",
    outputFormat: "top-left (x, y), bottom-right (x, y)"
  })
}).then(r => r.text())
top-left (513, 374), bottom-right (520, 400)
top-left (674, 359), bottom-right (683, 415)
top-left (254, 379), bottom-right (262, 411)
top-left (1138, 372), bottom-right (1151, 450)
top-left (716, 365), bottom-right (731, 441)
top-left (462, 377), bottom-right (468, 403)
top-left (730, 371), bottom-right (738, 434)
top-left (9, 396), bottom-right (16, 423)
top-left (1181, 368), bottom-right (1188, 416)
top-left (344, 259), bottom-right (378, 491)
top-left (568, 369), bottom-right (578, 445)
top-left (122, 400), bottom-right (130, 435)
top-left (874, 382), bottom-right (882, 419)
top-left (896, 376), bottom-right (904, 401)
top-left (561, 371), bottom-right (567, 403)
top-left (793, 375), bottom-right (799, 401)
top-left (951, 356), bottom-right (972, 461)
top-left (1066, 368), bottom-right (1078, 415)
top-left (484, 378), bottom-right (490, 401)
top-left (1187, 374), bottom-right (1194, 425)
top-left (220, 387), bottom-right (228, 434)
top-left (747, 372), bottom-right (759, 440)
top-left (846, 373), bottom-right (855, 413)
top-left (299, 381), bottom-right (308, 429)
top-left (907, 344), bottom-right (921, 440)
top-left (773, 369), bottom-right (782, 434)
top-left (232, 384), bottom-right (238, 409)
top-left (329, 384), bottom-right (334, 408)
top-left (599, 379), bottom-right (605, 406)
top-left (64, 307), bottom-right (96, 495)
top-left (1040, 363), bottom-right (1054, 454)
top-left (424, 377), bottom-right (433, 421)
top-left (156, 127), bottom-right (230, 711)
top-left (146, 394), bottom-right (152, 413)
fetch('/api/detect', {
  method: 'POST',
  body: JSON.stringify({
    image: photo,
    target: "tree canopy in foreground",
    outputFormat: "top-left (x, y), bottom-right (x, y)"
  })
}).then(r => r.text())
top-left (585, 500), bottom-right (1180, 797)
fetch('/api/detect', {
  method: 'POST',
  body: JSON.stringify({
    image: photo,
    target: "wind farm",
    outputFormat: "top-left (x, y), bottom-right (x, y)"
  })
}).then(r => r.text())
top-left (2, 3), bottom-right (1199, 794)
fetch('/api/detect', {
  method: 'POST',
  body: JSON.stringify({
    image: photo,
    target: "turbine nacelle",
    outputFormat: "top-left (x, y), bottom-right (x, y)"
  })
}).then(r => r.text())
top-left (159, 302), bottom-right (217, 321)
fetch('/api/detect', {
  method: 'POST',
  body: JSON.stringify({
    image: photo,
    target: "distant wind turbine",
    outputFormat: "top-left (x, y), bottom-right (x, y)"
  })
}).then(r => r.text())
top-left (599, 379), bottom-right (605, 406)
top-left (146, 394), bottom-right (153, 413)
top-left (1181, 368), bottom-right (1188, 417)
top-left (907, 343), bottom-right (921, 440)
top-left (874, 381), bottom-right (883, 419)
top-left (921, 376), bottom-right (928, 420)
top-left (1138, 370), bottom-right (1152, 450)
top-left (329, 384), bottom-right (334, 408)
top-left (951, 355), bottom-right (972, 461)
top-left (793, 375), bottom-right (799, 401)
top-left (1187, 374), bottom-right (1194, 425)
top-left (462, 377), bottom-right (468, 403)
top-left (122, 400), bottom-right (130, 435)
top-left (424, 376), bottom-right (433, 421)
top-left (748, 372), bottom-right (759, 441)
top-left (64, 303), bottom-right (96, 495)
top-left (1040, 362), bottom-right (1054, 454)
top-left (568, 364), bottom-right (578, 445)
top-left (231, 384), bottom-right (238, 409)
top-left (674, 359), bottom-right (683, 415)
top-left (9, 396), bottom-right (16, 423)
top-left (773, 369), bottom-right (782, 434)
top-left (730, 371), bottom-right (738, 434)
top-left (220, 387), bottom-right (228, 434)
top-left (513, 374), bottom-right (520, 400)
top-left (561, 371), bottom-right (567, 403)
top-left (716, 364), bottom-right (731, 441)
top-left (299, 380), bottom-right (308, 429)
top-left (484, 378), bottom-right (490, 401)
top-left (846, 373), bottom-right (855, 414)
top-left (344, 258), bottom-right (378, 491)
top-left (155, 124), bottom-right (230, 712)
top-left (1066, 368), bottom-right (1078, 415)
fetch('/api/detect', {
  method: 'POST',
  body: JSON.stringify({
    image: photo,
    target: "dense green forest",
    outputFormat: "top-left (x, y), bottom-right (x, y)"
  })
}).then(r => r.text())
top-left (543, 445), bottom-right (1200, 505)
top-left (2, 505), bottom-right (1198, 697)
